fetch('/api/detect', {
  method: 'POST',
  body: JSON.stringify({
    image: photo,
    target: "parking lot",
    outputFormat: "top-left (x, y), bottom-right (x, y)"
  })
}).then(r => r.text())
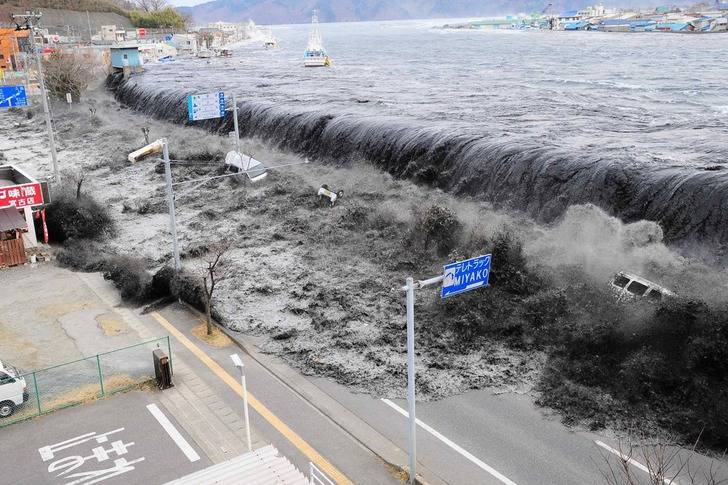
top-left (0, 390), bottom-right (210, 485)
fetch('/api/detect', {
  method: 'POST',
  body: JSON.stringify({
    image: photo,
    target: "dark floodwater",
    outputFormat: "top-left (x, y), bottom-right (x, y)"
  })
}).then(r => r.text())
top-left (113, 20), bottom-right (728, 246)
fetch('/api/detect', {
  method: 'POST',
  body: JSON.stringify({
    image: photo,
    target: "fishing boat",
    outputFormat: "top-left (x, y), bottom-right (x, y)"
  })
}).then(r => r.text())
top-left (263, 27), bottom-right (279, 49)
top-left (304, 11), bottom-right (331, 67)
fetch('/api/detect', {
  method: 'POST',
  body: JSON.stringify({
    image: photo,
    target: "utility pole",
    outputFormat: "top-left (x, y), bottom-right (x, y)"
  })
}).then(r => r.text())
top-left (231, 93), bottom-right (241, 155)
top-left (86, 11), bottom-right (93, 42)
top-left (12, 11), bottom-right (60, 183)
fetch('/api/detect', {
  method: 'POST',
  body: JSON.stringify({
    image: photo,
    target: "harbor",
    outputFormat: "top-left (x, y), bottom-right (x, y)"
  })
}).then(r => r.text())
top-left (442, 2), bottom-right (728, 32)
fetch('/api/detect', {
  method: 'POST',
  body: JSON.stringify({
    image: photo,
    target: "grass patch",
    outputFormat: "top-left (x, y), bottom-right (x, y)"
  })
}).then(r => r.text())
top-left (191, 322), bottom-right (232, 348)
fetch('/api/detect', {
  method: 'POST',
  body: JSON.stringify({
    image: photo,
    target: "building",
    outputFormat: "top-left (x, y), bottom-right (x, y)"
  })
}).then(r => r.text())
top-left (0, 29), bottom-right (29, 72)
top-left (170, 34), bottom-right (198, 55)
top-left (138, 42), bottom-right (177, 63)
top-left (0, 164), bottom-right (46, 267)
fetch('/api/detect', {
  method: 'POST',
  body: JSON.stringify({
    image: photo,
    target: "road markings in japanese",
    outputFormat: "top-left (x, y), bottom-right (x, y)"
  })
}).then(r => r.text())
top-left (38, 428), bottom-right (144, 485)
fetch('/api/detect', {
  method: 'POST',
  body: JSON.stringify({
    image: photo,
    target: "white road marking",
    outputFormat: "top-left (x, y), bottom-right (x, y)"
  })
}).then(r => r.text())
top-left (595, 440), bottom-right (682, 485)
top-left (147, 403), bottom-right (200, 462)
top-left (381, 398), bottom-right (518, 485)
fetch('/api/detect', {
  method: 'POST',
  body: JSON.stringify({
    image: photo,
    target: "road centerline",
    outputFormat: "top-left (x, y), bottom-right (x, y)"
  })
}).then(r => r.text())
top-left (381, 398), bottom-right (518, 485)
top-left (147, 403), bottom-right (201, 463)
top-left (150, 311), bottom-right (352, 485)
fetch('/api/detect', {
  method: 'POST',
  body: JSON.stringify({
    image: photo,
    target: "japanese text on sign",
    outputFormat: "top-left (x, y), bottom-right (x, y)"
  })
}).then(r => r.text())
top-left (187, 92), bottom-right (225, 121)
top-left (441, 254), bottom-right (492, 298)
top-left (38, 428), bottom-right (145, 484)
top-left (0, 182), bottom-right (44, 209)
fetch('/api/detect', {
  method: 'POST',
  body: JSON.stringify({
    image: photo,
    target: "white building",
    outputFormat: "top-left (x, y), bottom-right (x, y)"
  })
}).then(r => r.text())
top-left (170, 34), bottom-right (198, 55)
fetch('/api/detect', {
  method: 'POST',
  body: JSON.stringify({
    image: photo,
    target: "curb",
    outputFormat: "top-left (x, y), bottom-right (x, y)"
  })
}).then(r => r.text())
top-left (179, 302), bottom-right (446, 485)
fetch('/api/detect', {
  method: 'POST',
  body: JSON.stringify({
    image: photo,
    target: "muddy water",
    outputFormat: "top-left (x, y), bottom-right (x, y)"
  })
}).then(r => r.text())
top-left (111, 21), bottom-right (728, 247)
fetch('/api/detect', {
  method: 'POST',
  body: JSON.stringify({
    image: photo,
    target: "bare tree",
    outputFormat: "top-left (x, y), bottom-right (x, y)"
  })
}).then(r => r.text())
top-left (134, 0), bottom-right (168, 12)
top-left (598, 432), bottom-right (728, 485)
top-left (42, 51), bottom-right (100, 102)
top-left (62, 168), bottom-right (86, 199)
top-left (200, 241), bottom-right (232, 336)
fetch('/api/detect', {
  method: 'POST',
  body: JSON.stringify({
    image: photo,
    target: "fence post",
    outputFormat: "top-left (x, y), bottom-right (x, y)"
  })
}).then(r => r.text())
top-left (96, 355), bottom-right (105, 397)
top-left (32, 371), bottom-right (41, 414)
top-left (166, 336), bottom-right (173, 375)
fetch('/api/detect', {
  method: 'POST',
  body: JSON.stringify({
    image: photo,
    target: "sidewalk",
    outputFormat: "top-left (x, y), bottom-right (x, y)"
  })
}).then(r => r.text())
top-left (76, 272), bottom-right (266, 465)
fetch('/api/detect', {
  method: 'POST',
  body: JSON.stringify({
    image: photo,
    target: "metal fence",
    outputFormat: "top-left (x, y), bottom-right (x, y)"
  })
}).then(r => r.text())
top-left (0, 336), bottom-right (171, 427)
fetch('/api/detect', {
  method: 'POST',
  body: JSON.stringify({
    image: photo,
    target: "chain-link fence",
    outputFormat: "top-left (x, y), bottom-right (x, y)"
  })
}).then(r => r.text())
top-left (0, 336), bottom-right (171, 427)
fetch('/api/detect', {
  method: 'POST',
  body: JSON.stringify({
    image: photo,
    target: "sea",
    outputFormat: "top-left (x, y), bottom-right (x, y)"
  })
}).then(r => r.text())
top-left (114, 20), bottom-right (728, 245)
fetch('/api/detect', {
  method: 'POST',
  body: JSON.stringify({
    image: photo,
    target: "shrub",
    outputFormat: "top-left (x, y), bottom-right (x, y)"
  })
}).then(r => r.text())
top-left (410, 205), bottom-right (462, 256)
top-left (102, 256), bottom-right (155, 303)
top-left (42, 51), bottom-right (100, 102)
top-left (45, 191), bottom-right (113, 243)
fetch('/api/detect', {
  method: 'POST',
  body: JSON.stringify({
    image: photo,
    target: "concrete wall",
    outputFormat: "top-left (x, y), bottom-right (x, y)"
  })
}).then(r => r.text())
top-left (0, 7), bottom-right (133, 40)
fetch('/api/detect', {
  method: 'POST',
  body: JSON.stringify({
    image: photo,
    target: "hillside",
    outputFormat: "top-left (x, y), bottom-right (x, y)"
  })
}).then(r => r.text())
top-left (179, 0), bottom-right (661, 24)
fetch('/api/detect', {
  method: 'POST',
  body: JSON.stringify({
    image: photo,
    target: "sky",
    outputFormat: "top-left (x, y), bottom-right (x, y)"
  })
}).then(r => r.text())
top-left (167, 0), bottom-right (208, 6)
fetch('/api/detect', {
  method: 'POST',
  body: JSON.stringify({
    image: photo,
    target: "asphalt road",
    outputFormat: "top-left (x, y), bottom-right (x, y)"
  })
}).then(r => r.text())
top-left (147, 304), bottom-right (400, 484)
top-left (0, 391), bottom-right (209, 485)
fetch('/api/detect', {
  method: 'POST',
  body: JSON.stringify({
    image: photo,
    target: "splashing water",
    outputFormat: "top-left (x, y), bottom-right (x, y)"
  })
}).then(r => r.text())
top-left (107, 20), bottom-right (728, 247)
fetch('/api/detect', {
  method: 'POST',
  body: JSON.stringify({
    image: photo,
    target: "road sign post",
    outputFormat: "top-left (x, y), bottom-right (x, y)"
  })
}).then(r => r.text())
top-left (401, 254), bottom-right (492, 484)
top-left (162, 139), bottom-right (181, 270)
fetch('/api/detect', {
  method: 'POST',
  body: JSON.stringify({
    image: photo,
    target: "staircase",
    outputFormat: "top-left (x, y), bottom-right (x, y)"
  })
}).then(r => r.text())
top-left (165, 445), bottom-right (310, 485)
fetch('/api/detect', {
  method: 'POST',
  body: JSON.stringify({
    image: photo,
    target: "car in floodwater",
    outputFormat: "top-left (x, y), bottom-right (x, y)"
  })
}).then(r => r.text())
top-left (610, 271), bottom-right (675, 302)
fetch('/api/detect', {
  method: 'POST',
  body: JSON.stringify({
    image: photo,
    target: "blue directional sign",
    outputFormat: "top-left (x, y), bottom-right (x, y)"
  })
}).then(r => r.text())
top-left (441, 254), bottom-right (491, 299)
top-left (187, 92), bottom-right (225, 122)
top-left (0, 85), bottom-right (28, 109)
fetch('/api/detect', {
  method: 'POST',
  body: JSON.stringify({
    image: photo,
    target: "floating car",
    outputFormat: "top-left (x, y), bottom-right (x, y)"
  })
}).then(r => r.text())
top-left (610, 271), bottom-right (675, 302)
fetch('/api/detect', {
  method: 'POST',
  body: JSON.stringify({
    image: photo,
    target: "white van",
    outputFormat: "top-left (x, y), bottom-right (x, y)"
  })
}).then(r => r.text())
top-left (0, 360), bottom-right (28, 418)
top-left (610, 272), bottom-right (675, 302)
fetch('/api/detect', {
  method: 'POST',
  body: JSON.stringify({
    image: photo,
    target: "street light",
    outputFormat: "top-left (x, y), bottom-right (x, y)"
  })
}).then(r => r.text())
top-left (230, 353), bottom-right (252, 451)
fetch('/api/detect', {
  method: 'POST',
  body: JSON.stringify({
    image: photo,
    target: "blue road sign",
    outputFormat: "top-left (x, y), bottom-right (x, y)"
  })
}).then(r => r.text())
top-left (441, 254), bottom-right (491, 298)
top-left (187, 92), bottom-right (225, 122)
top-left (0, 85), bottom-right (28, 109)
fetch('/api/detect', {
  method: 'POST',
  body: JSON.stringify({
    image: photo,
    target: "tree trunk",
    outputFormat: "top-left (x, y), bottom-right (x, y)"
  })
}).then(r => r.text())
top-left (205, 298), bottom-right (213, 336)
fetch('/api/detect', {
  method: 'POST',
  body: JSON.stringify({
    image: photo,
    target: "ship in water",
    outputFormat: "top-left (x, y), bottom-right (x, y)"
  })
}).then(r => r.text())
top-left (304, 11), bottom-right (331, 67)
top-left (263, 27), bottom-right (279, 49)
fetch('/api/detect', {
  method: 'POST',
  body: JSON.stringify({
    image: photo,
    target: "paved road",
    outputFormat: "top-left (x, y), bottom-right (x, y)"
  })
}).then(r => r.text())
top-left (145, 304), bottom-right (400, 484)
top-left (0, 391), bottom-right (209, 485)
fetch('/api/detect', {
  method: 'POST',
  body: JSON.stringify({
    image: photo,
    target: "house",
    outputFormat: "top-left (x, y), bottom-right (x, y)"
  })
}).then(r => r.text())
top-left (0, 164), bottom-right (46, 267)
top-left (0, 29), bottom-right (29, 72)
top-left (100, 25), bottom-right (117, 43)
top-left (170, 34), bottom-right (198, 56)
top-left (110, 45), bottom-right (143, 78)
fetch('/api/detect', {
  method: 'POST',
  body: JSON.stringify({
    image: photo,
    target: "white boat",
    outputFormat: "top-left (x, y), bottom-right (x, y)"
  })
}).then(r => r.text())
top-left (304, 11), bottom-right (331, 67)
top-left (263, 27), bottom-right (279, 49)
top-left (197, 49), bottom-right (212, 58)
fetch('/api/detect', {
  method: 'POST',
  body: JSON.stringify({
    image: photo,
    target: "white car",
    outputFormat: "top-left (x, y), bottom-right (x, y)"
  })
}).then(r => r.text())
top-left (0, 360), bottom-right (28, 418)
top-left (610, 271), bottom-right (675, 302)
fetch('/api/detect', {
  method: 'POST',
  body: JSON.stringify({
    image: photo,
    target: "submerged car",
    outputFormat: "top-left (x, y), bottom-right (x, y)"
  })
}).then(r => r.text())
top-left (610, 271), bottom-right (675, 302)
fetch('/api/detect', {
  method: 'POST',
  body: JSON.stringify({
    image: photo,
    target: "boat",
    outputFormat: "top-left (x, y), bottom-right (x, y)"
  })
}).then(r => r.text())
top-left (263, 27), bottom-right (279, 49)
top-left (197, 48), bottom-right (212, 58)
top-left (304, 11), bottom-right (331, 67)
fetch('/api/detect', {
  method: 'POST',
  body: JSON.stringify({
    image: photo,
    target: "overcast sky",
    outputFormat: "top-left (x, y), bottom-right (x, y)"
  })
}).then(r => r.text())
top-left (167, 0), bottom-right (208, 6)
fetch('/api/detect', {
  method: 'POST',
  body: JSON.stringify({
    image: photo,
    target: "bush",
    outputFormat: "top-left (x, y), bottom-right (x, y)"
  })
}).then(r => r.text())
top-left (410, 205), bottom-right (462, 256)
top-left (102, 256), bottom-right (155, 303)
top-left (45, 192), bottom-right (113, 243)
top-left (42, 51), bottom-right (99, 102)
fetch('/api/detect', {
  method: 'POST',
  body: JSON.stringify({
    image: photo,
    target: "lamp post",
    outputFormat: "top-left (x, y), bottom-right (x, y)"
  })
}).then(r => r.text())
top-left (230, 353), bottom-right (252, 451)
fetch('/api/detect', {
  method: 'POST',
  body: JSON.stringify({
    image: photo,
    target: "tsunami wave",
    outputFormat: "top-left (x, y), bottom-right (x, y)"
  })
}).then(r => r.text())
top-left (108, 75), bottom-right (728, 247)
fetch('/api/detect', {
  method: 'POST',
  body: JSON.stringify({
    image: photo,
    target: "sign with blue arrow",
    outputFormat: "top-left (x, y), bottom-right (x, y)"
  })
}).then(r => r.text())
top-left (0, 85), bottom-right (28, 109)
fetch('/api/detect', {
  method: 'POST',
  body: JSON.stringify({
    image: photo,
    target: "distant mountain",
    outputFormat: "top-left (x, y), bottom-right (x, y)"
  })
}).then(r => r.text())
top-left (179, 0), bottom-right (661, 25)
